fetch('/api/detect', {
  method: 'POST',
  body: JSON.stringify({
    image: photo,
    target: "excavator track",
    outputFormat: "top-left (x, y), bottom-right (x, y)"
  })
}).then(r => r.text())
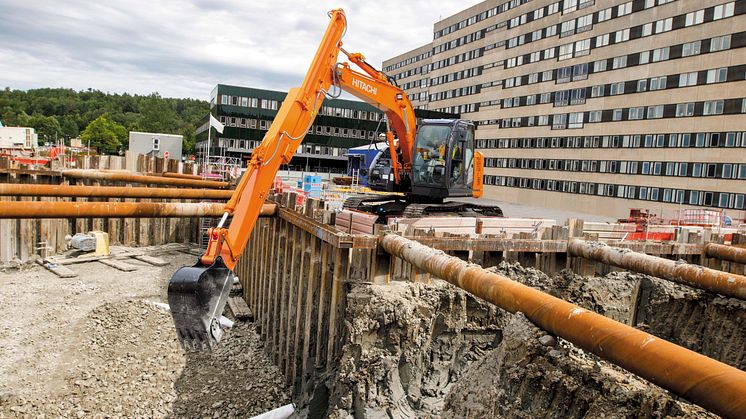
top-left (402, 201), bottom-right (504, 218)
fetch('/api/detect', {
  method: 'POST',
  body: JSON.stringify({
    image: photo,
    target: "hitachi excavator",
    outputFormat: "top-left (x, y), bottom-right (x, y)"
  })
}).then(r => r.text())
top-left (168, 8), bottom-right (501, 350)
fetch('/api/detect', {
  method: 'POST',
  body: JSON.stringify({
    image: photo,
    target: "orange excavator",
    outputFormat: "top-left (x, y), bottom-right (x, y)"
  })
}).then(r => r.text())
top-left (168, 8), bottom-right (497, 350)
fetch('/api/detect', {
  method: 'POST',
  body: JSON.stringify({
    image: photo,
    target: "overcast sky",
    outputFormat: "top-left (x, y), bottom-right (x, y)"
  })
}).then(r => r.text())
top-left (0, 1), bottom-right (482, 100)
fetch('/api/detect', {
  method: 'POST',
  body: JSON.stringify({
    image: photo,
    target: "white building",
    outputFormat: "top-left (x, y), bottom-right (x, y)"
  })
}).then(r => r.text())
top-left (0, 127), bottom-right (38, 150)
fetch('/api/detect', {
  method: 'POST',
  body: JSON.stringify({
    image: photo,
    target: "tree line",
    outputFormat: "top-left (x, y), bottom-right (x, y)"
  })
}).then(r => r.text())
top-left (0, 87), bottom-right (207, 154)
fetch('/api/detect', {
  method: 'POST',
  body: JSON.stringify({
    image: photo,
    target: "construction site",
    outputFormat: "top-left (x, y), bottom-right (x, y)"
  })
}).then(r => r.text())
top-left (2, 5), bottom-right (746, 419)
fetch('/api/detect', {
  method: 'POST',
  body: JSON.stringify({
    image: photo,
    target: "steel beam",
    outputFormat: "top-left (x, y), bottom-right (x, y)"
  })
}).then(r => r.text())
top-left (705, 242), bottom-right (746, 265)
top-left (381, 234), bottom-right (746, 418)
top-left (0, 201), bottom-right (276, 218)
top-left (568, 239), bottom-right (746, 300)
top-left (0, 183), bottom-right (233, 199)
top-left (61, 169), bottom-right (229, 188)
top-left (161, 172), bottom-right (205, 181)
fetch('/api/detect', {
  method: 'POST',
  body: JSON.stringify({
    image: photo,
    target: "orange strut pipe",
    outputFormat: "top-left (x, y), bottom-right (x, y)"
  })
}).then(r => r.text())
top-left (569, 239), bottom-right (746, 300)
top-left (705, 242), bottom-right (746, 265)
top-left (0, 201), bottom-right (276, 219)
top-left (160, 172), bottom-right (205, 181)
top-left (61, 169), bottom-right (229, 189)
top-left (0, 183), bottom-right (233, 199)
top-left (381, 234), bottom-right (746, 418)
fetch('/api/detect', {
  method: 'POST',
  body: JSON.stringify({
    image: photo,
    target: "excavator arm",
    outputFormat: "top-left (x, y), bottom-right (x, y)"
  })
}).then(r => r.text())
top-left (168, 8), bottom-right (417, 350)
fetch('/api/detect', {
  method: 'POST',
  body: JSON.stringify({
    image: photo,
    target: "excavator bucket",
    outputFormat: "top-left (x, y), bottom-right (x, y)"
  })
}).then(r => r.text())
top-left (167, 256), bottom-right (234, 351)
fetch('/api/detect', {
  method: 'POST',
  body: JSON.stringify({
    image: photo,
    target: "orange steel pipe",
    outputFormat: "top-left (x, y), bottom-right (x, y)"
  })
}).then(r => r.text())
top-left (381, 234), bottom-right (746, 418)
top-left (161, 172), bottom-right (205, 181)
top-left (0, 201), bottom-right (276, 218)
top-left (61, 170), bottom-right (229, 189)
top-left (0, 183), bottom-right (233, 199)
top-left (569, 239), bottom-right (746, 300)
top-left (705, 242), bottom-right (746, 265)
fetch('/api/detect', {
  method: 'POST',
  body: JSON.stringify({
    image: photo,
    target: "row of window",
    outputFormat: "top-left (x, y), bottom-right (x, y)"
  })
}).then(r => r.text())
top-left (218, 115), bottom-right (381, 141)
top-left (499, 65), bottom-right (745, 110)
top-left (218, 95), bottom-right (383, 121)
top-left (220, 95), bottom-right (279, 110)
top-left (504, 3), bottom-right (739, 69)
top-left (484, 175), bottom-right (746, 209)
top-left (485, 157), bottom-right (746, 180)
top-left (501, 31), bottom-right (742, 90)
top-left (428, 84), bottom-right (480, 102)
top-left (384, 50), bottom-right (432, 72)
top-left (493, 98), bottom-right (746, 129)
top-left (219, 138), bottom-right (349, 157)
top-left (431, 0), bottom-right (530, 40)
top-left (476, 132), bottom-right (746, 150)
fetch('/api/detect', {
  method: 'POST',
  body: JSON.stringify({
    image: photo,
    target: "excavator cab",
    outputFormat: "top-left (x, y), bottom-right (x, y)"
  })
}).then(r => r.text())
top-left (411, 119), bottom-right (475, 200)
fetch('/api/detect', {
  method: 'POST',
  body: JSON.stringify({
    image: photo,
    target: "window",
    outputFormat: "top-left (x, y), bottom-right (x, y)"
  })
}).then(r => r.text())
top-left (563, 0), bottom-right (578, 13)
top-left (577, 14), bottom-right (592, 32)
top-left (710, 35), bottom-right (731, 52)
top-left (612, 56), bottom-right (627, 69)
top-left (568, 112), bottom-right (584, 129)
top-left (559, 43), bottom-right (573, 60)
top-left (557, 66), bottom-right (572, 83)
top-left (713, 2), bottom-right (735, 20)
top-left (555, 90), bottom-right (570, 107)
top-left (642, 23), bottom-right (653, 37)
top-left (598, 8), bottom-right (612, 22)
top-left (679, 72), bottom-right (697, 87)
top-left (682, 41), bottom-right (701, 57)
top-left (615, 29), bottom-right (630, 43)
top-left (152, 137), bottom-right (160, 151)
top-left (628, 107), bottom-right (644, 120)
top-left (703, 100), bottom-right (724, 115)
top-left (612, 109), bottom-right (623, 121)
top-left (553, 114), bottom-right (567, 129)
top-left (676, 103), bottom-right (694, 117)
top-left (639, 51), bottom-right (650, 65)
top-left (652, 47), bottom-right (669, 62)
top-left (241, 97), bottom-right (248, 107)
top-left (588, 110), bottom-right (602, 122)
top-left (647, 105), bottom-right (663, 119)
top-left (540, 92), bottom-right (551, 103)
top-left (570, 88), bottom-right (586, 105)
top-left (637, 79), bottom-right (647, 92)
top-left (560, 20), bottom-right (576, 37)
top-left (649, 76), bottom-right (666, 90)
top-left (591, 85), bottom-right (605, 97)
top-left (573, 63), bottom-right (588, 80)
top-left (655, 18), bottom-right (672, 33)
top-left (617, 2), bottom-right (631, 16)
top-left (593, 59), bottom-right (607, 72)
top-left (706, 68), bottom-right (727, 84)
top-left (575, 39), bottom-right (590, 56)
top-left (685, 10), bottom-right (704, 26)
top-left (596, 33), bottom-right (610, 47)
top-left (610, 82), bottom-right (624, 95)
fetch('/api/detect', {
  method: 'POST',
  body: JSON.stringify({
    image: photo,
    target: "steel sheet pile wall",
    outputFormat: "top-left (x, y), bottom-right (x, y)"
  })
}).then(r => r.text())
top-left (0, 154), bottom-right (210, 264)
top-left (234, 202), bottom-right (377, 393)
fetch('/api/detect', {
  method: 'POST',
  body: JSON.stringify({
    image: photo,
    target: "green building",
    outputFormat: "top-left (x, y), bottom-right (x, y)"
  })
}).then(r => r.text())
top-left (196, 84), bottom-right (386, 173)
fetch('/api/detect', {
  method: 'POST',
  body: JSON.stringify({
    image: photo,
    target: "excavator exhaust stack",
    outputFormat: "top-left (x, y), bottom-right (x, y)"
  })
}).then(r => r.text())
top-left (167, 256), bottom-right (235, 351)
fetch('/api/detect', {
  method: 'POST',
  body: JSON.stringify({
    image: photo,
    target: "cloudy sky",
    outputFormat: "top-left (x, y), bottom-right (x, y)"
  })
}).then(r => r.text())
top-left (0, 1), bottom-right (482, 100)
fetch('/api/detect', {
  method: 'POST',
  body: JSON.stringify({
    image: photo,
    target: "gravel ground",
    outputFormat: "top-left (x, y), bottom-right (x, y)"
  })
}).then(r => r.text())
top-left (0, 247), bottom-right (289, 418)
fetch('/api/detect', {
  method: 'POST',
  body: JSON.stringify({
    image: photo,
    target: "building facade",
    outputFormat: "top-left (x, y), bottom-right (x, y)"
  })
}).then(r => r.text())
top-left (128, 131), bottom-right (183, 160)
top-left (196, 84), bottom-right (386, 174)
top-left (0, 126), bottom-right (37, 150)
top-left (384, 0), bottom-right (746, 219)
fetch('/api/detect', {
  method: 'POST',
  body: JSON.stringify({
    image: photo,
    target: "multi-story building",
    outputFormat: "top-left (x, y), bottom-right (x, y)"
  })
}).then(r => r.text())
top-left (385, 0), bottom-right (746, 219)
top-left (196, 84), bottom-right (385, 174)
top-left (0, 126), bottom-right (37, 150)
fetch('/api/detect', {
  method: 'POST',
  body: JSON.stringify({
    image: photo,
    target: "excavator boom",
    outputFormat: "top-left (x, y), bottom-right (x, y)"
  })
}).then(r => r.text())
top-left (168, 8), bottom-right (420, 350)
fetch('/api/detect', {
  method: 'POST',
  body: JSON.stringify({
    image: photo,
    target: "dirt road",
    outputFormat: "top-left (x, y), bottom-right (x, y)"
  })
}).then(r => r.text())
top-left (0, 248), bottom-right (289, 417)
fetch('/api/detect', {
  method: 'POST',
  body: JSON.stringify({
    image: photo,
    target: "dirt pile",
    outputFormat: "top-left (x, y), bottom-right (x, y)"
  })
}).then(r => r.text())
top-left (318, 281), bottom-right (505, 418)
top-left (441, 313), bottom-right (712, 418)
top-left (634, 276), bottom-right (746, 370)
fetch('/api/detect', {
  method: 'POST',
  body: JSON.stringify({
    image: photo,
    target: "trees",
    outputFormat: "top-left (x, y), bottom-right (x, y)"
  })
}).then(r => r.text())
top-left (0, 87), bottom-right (206, 153)
top-left (80, 115), bottom-right (127, 154)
